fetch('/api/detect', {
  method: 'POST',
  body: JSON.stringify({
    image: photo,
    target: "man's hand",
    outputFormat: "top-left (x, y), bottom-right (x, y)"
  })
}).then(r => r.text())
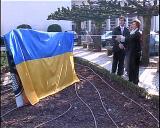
top-left (120, 35), bottom-right (125, 42)
top-left (115, 35), bottom-right (125, 43)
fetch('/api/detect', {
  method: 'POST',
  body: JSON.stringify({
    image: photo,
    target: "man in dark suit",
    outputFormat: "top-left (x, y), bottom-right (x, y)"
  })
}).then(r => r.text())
top-left (111, 16), bottom-right (130, 76)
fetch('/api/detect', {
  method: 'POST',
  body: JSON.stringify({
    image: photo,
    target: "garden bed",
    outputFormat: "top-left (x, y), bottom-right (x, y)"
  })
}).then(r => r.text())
top-left (1, 58), bottom-right (159, 128)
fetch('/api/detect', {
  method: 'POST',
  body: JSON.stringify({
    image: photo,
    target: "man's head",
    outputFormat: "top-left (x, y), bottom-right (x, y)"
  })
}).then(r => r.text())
top-left (119, 16), bottom-right (126, 27)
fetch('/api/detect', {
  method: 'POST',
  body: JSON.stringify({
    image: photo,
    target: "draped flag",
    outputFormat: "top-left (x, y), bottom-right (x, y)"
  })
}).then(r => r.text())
top-left (4, 29), bottom-right (79, 105)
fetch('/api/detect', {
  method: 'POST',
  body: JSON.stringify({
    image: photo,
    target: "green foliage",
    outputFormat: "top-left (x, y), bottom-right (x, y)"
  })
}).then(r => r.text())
top-left (17, 24), bottom-right (32, 29)
top-left (48, 0), bottom-right (159, 58)
top-left (47, 24), bottom-right (62, 32)
top-left (47, 0), bottom-right (159, 22)
top-left (1, 51), bottom-right (8, 67)
top-left (74, 56), bottom-right (159, 106)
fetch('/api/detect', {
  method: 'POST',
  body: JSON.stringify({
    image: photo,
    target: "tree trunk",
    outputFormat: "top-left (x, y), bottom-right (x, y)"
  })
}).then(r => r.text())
top-left (75, 21), bottom-right (82, 46)
top-left (92, 21), bottom-right (102, 52)
top-left (141, 15), bottom-right (151, 66)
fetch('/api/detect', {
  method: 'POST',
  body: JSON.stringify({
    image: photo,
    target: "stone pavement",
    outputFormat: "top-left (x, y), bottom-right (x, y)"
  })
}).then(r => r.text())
top-left (73, 46), bottom-right (159, 96)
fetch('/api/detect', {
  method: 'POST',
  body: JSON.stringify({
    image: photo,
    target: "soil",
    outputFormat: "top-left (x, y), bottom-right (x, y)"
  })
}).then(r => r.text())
top-left (1, 64), bottom-right (159, 128)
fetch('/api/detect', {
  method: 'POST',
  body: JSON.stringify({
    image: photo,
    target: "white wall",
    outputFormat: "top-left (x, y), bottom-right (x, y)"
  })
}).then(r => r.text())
top-left (1, 0), bottom-right (72, 35)
top-left (155, 15), bottom-right (159, 32)
top-left (151, 15), bottom-right (159, 32)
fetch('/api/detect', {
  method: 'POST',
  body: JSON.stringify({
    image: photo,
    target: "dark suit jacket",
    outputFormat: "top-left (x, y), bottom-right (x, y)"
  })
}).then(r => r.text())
top-left (127, 30), bottom-right (142, 57)
top-left (112, 26), bottom-right (130, 53)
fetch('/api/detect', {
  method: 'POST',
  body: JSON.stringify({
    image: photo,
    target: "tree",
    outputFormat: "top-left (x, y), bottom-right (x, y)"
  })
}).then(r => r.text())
top-left (47, 6), bottom-right (87, 46)
top-left (17, 24), bottom-right (32, 29)
top-left (47, 1), bottom-right (120, 51)
top-left (105, 0), bottom-right (159, 65)
top-left (47, 24), bottom-right (62, 32)
top-left (47, 0), bottom-right (159, 64)
top-left (128, 0), bottom-right (159, 66)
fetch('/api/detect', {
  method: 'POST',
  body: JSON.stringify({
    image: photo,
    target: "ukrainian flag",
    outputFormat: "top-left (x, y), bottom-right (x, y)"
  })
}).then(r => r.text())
top-left (4, 29), bottom-right (79, 105)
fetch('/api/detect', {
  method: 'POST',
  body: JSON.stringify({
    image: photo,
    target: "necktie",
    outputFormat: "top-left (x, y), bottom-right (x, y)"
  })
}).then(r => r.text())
top-left (121, 27), bottom-right (124, 35)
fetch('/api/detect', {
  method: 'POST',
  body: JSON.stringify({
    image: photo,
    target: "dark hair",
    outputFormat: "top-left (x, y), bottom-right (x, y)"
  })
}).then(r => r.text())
top-left (119, 16), bottom-right (126, 22)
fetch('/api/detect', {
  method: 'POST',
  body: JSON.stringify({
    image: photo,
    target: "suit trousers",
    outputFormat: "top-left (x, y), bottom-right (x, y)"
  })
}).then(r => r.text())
top-left (112, 50), bottom-right (125, 76)
top-left (128, 53), bottom-right (141, 84)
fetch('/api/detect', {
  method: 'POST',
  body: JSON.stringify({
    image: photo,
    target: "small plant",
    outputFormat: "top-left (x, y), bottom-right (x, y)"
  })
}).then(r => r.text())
top-left (47, 24), bottom-right (62, 32)
top-left (1, 37), bottom-right (8, 68)
top-left (1, 51), bottom-right (8, 68)
top-left (17, 24), bottom-right (32, 29)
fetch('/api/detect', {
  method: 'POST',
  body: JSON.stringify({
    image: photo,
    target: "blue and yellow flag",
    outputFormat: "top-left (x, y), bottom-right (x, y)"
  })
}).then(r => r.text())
top-left (4, 29), bottom-right (79, 105)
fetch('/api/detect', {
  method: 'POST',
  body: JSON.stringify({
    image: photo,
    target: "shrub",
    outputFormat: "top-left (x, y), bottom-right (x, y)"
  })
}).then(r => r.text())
top-left (1, 36), bottom-right (5, 46)
top-left (1, 51), bottom-right (8, 67)
top-left (47, 24), bottom-right (62, 32)
top-left (17, 24), bottom-right (32, 29)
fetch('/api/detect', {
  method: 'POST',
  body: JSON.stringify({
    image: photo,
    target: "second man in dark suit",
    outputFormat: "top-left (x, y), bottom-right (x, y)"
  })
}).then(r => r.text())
top-left (111, 16), bottom-right (130, 76)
